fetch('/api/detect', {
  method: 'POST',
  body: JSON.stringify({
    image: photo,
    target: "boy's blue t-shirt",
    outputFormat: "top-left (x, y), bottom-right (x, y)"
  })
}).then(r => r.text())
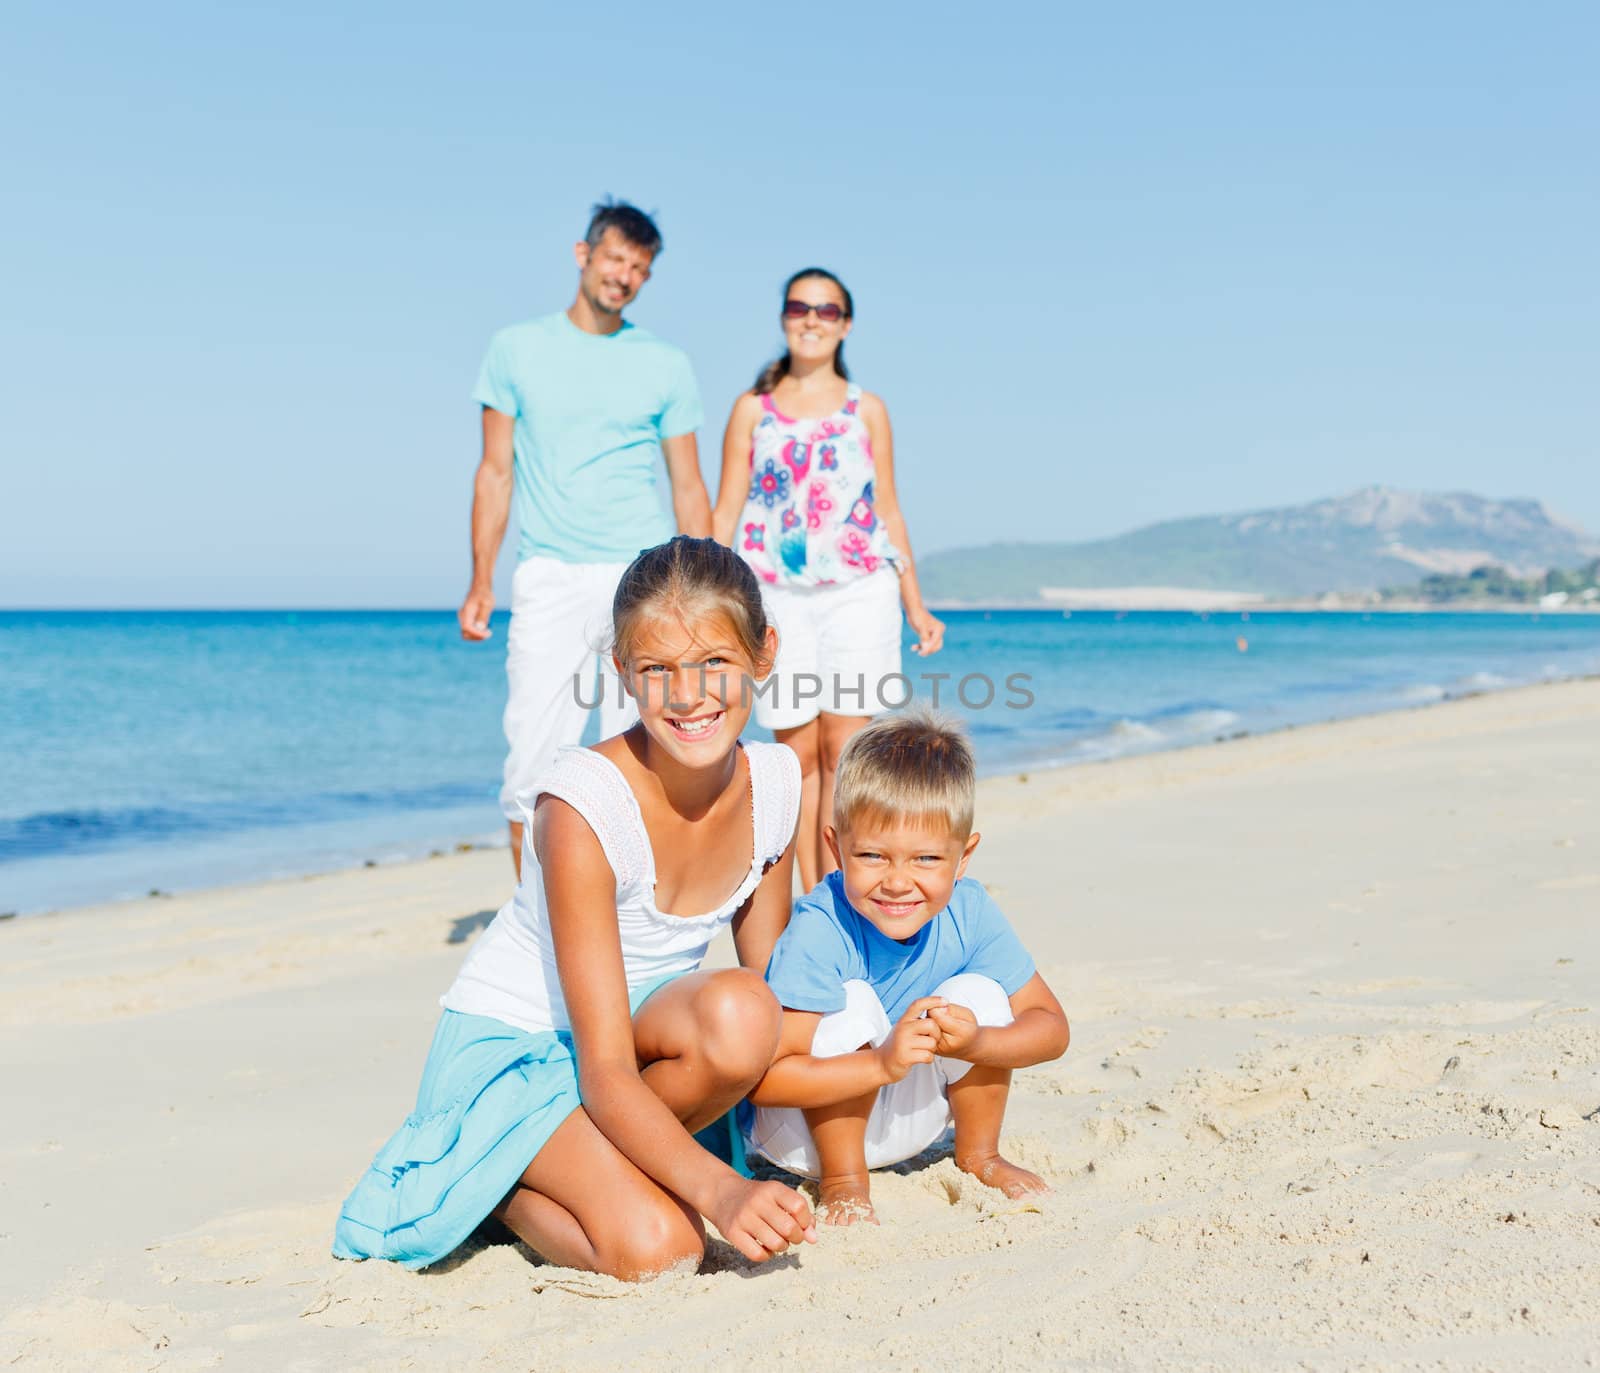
top-left (473, 313), bottom-right (704, 564)
top-left (765, 872), bottom-right (1037, 1023)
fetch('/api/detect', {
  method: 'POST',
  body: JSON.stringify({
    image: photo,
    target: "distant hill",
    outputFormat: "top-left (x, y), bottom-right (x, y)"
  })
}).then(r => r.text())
top-left (919, 487), bottom-right (1600, 603)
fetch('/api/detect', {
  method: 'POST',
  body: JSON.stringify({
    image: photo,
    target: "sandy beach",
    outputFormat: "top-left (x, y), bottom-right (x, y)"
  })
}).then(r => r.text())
top-left (4, 680), bottom-right (1598, 1370)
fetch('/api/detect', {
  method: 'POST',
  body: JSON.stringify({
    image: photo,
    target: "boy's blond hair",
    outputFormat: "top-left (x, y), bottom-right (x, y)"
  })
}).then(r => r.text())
top-left (832, 708), bottom-right (976, 839)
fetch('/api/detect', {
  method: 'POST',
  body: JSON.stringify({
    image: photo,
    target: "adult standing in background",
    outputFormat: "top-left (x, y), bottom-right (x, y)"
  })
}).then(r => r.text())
top-left (460, 200), bottom-right (711, 876)
top-left (714, 267), bottom-right (943, 890)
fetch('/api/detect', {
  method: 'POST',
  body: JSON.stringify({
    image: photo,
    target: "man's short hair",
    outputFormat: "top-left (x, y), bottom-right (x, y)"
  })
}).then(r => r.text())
top-left (833, 708), bottom-right (976, 840)
top-left (585, 199), bottom-right (663, 257)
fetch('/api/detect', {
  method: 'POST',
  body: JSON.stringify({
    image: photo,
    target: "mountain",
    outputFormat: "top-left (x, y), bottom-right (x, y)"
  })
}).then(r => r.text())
top-left (918, 488), bottom-right (1600, 603)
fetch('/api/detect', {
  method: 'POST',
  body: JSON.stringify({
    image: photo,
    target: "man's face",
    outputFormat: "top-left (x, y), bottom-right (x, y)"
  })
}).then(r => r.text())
top-left (825, 815), bottom-right (981, 943)
top-left (574, 228), bottom-right (654, 315)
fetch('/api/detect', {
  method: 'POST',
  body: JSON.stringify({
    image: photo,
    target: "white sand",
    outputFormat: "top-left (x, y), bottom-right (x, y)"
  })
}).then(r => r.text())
top-left (4, 682), bottom-right (1599, 1370)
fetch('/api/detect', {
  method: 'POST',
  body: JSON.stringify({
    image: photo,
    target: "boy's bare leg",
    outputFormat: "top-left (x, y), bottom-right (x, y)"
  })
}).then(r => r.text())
top-left (804, 1090), bottom-right (879, 1225)
top-left (947, 1065), bottom-right (1050, 1199)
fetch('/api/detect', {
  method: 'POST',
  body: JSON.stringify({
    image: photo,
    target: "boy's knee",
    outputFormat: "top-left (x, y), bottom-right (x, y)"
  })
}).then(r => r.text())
top-left (694, 969), bottom-right (781, 1084)
top-left (933, 973), bottom-right (1013, 1028)
top-left (811, 980), bottom-right (891, 1058)
top-left (601, 1200), bottom-right (705, 1280)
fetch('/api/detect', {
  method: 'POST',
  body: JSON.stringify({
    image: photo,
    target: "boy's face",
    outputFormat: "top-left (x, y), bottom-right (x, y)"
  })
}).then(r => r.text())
top-left (825, 814), bottom-right (981, 943)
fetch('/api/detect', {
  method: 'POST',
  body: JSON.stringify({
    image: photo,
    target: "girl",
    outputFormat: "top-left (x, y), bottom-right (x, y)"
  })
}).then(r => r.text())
top-left (714, 268), bottom-right (944, 890)
top-left (334, 537), bottom-right (815, 1279)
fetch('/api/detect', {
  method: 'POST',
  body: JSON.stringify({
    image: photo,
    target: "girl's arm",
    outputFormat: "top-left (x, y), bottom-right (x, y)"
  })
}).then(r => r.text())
top-left (730, 838), bottom-right (795, 973)
top-left (928, 972), bottom-right (1071, 1069)
top-left (712, 392), bottom-right (762, 547)
top-left (861, 392), bottom-right (944, 657)
top-left (536, 797), bottom-right (810, 1260)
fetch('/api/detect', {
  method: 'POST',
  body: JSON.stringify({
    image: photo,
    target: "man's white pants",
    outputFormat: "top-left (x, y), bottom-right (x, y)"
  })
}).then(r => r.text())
top-left (746, 973), bottom-right (1014, 1178)
top-left (499, 555), bottom-right (636, 821)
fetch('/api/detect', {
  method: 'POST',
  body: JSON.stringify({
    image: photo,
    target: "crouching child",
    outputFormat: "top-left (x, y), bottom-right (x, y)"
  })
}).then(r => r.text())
top-left (746, 710), bottom-right (1070, 1222)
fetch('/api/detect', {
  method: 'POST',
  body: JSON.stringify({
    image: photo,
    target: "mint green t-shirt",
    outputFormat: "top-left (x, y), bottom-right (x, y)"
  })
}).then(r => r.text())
top-left (472, 313), bottom-right (703, 564)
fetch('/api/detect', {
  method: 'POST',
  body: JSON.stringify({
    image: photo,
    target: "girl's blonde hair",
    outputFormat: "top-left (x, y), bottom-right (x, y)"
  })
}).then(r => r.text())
top-left (611, 536), bottom-right (773, 671)
top-left (833, 708), bottom-right (976, 839)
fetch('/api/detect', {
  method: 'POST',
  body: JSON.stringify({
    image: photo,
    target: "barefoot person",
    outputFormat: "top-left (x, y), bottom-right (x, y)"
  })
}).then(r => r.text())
top-left (746, 710), bottom-right (1070, 1224)
top-left (337, 538), bottom-right (814, 1277)
top-left (462, 201), bottom-right (712, 876)
top-left (713, 268), bottom-right (943, 889)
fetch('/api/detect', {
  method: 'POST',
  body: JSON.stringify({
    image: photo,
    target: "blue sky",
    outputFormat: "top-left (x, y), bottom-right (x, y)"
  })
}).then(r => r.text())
top-left (3, 1), bottom-right (1595, 606)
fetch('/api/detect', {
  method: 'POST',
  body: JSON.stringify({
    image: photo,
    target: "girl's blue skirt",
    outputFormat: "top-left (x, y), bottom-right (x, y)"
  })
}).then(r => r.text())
top-left (333, 975), bottom-right (675, 1271)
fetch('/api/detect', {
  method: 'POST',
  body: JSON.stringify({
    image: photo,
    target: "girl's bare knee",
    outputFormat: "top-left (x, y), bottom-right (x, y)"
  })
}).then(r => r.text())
top-left (600, 1200), bottom-right (705, 1281)
top-left (694, 969), bottom-right (781, 1085)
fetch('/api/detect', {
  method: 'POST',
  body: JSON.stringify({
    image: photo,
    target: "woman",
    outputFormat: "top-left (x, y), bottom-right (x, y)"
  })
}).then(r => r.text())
top-left (714, 268), bottom-right (944, 890)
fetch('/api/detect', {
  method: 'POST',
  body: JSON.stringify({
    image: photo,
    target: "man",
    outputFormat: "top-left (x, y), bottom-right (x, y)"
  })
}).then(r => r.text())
top-left (459, 200), bottom-right (711, 875)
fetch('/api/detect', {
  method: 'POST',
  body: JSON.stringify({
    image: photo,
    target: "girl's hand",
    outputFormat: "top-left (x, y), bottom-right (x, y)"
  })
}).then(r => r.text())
top-left (907, 605), bottom-right (945, 656)
top-left (874, 996), bottom-right (945, 1082)
top-left (707, 1175), bottom-right (817, 1263)
top-left (927, 1002), bottom-right (980, 1059)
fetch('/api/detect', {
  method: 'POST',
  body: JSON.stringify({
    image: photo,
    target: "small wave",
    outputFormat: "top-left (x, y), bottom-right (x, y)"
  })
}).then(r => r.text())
top-left (1400, 683), bottom-right (1447, 703)
top-left (1067, 718), bottom-right (1167, 760)
top-left (1454, 671), bottom-right (1510, 692)
top-left (1105, 719), bottom-right (1165, 743)
top-left (1166, 708), bottom-right (1241, 735)
top-left (0, 780), bottom-right (494, 864)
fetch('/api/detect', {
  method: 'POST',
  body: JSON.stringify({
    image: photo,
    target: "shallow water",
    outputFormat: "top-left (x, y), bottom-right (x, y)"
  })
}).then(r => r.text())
top-left (3, 608), bottom-right (1598, 914)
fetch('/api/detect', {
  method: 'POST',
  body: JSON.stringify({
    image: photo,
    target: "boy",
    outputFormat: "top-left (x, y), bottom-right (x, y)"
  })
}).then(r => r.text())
top-left (747, 710), bottom-right (1070, 1222)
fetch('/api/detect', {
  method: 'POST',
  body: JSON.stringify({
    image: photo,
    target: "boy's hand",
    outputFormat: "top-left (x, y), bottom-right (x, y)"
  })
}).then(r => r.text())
top-left (927, 1002), bottom-right (980, 1059)
top-left (874, 996), bottom-right (946, 1083)
top-left (707, 1175), bottom-right (817, 1263)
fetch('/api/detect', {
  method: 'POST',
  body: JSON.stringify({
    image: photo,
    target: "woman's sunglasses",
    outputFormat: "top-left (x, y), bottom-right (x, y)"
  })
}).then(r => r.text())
top-left (783, 300), bottom-right (847, 323)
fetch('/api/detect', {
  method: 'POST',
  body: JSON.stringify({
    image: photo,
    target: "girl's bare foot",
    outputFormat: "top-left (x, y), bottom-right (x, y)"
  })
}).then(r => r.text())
top-left (815, 1174), bottom-right (877, 1226)
top-left (955, 1150), bottom-right (1050, 1199)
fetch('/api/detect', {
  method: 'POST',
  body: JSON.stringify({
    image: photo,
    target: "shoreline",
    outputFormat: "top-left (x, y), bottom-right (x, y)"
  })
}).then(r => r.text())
top-left (5, 672), bottom-right (1596, 927)
top-left (7, 672), bottom-right (1599, 923)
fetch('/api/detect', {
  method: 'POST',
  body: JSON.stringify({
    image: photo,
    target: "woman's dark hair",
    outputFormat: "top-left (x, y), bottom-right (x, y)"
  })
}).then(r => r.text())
top-left (612, 536), bottom-right (772, 672)
top-left (753, 267), bottom-right (853, 395)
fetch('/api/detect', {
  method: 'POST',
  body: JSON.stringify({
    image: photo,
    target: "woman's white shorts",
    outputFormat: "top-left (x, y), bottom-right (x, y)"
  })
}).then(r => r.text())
top-left (755, 570), bottom-right (904, 731)
top-left (745, 973), bottom-right (1014, 1178)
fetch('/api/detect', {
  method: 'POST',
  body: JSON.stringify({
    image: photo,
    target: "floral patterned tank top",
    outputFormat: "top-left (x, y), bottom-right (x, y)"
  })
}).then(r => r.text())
top-left (735, 384), bottom-right (903, 588)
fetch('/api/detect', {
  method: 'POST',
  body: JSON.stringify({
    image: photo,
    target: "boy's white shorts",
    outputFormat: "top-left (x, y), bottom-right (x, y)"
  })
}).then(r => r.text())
top-left (745, 973), bottom-right (1014, 1178)
top-left (754, 570), bottom-right (903, 731)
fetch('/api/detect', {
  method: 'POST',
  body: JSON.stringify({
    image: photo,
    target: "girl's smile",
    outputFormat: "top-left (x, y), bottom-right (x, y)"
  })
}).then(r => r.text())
top-left (665, 709), bottom-right (726, 742)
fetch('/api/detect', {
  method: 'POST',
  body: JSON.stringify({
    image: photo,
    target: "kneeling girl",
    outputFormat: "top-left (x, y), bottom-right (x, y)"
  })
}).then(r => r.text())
top-left (334, 537), bottom-right (815, 1278)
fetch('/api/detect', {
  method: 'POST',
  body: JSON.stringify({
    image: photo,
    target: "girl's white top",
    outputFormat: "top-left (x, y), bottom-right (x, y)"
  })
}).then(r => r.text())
top-left (442, 741), bottom-right (801, 1034)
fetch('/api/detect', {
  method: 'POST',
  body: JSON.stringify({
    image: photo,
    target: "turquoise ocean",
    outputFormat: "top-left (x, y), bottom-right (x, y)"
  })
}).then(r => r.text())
top-left (3, 608), bottom-right (1599, 916)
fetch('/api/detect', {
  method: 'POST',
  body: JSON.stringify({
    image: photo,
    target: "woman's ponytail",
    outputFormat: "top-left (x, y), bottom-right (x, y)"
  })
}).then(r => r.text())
top-left (752, 354), bottom-right (791, 394)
